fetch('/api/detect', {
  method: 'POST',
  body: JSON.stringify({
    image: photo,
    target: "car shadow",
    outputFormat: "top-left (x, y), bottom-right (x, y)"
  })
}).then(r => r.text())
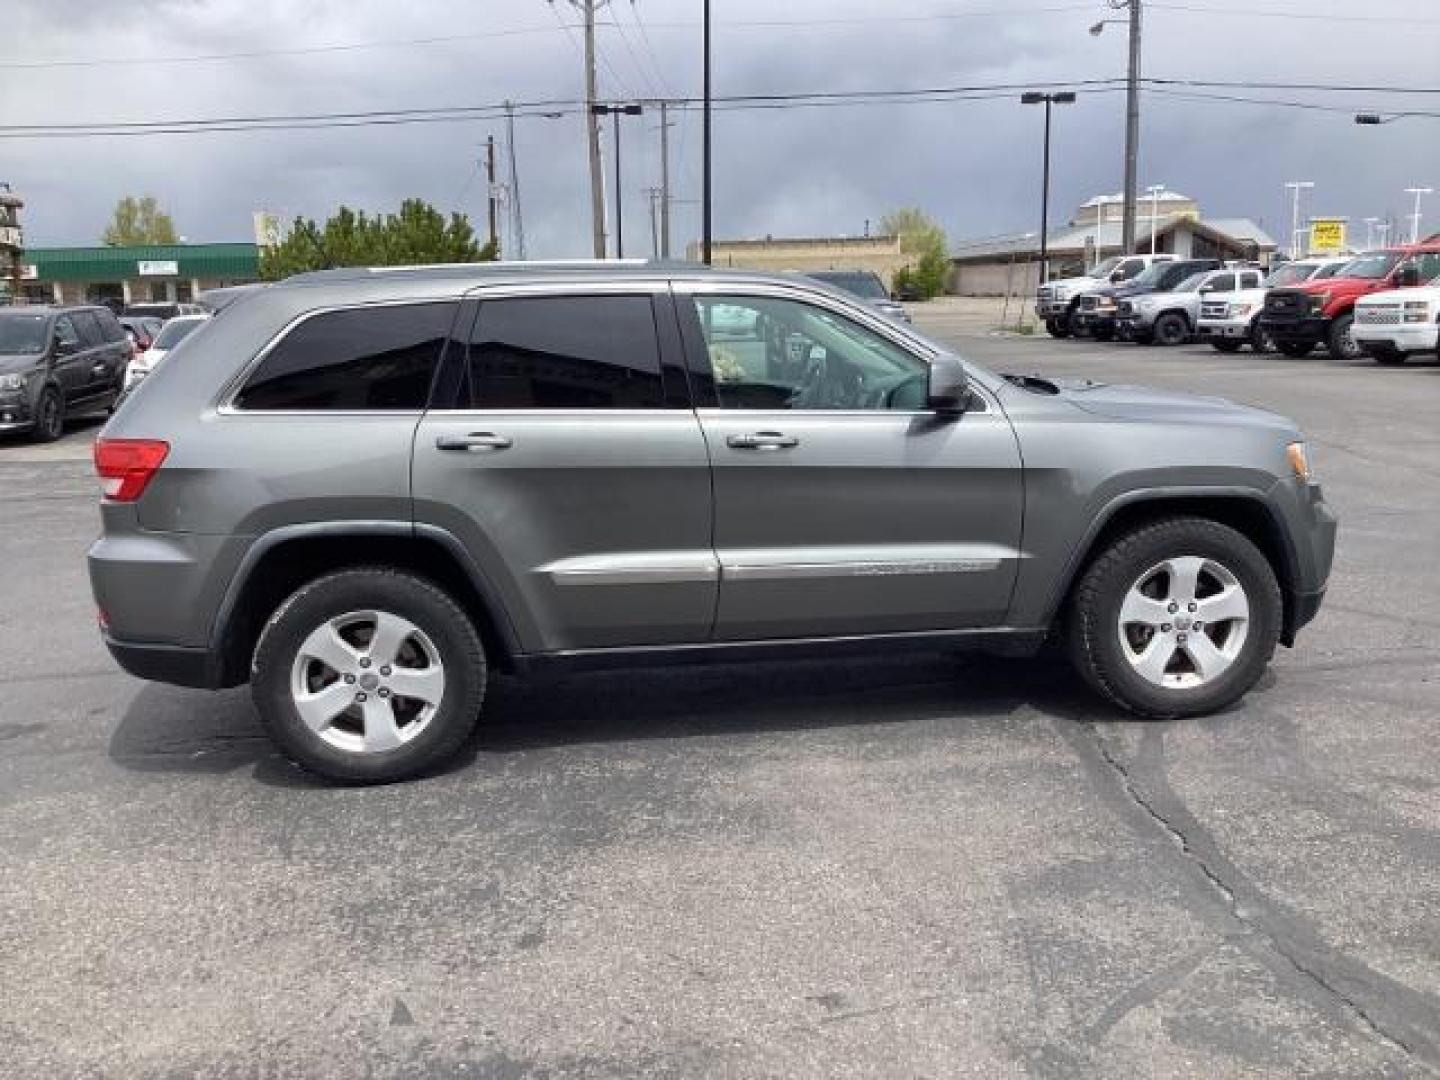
top-left (107, 651), bottom-right (1137, 788)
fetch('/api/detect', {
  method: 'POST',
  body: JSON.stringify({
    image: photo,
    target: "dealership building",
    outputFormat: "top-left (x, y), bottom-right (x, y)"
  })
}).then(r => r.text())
top-left (14, 242), bottom-right (261, 306)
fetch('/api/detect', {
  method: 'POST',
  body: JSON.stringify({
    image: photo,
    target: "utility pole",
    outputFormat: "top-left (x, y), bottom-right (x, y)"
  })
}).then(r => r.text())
top-left (505, 100), bottom-right (527, 260)
top-left (484, 135), bottom-right (500, 254)
top-left (702, 0), bottom-right (713, 264)
top-left (646, 186), bottom-right (662, 258)
top-left (1121, 0), bottom-right (1142, 253)
top-left (556, 1), bottom-right (610, 257)
top-left (658, 99), bottom-right (673, 258)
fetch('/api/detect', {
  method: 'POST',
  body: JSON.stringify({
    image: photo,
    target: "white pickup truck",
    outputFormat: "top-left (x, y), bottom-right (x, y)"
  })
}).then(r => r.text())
top-left (1352, 284), bottom-right (1440, 364)
top-left (1195, 257), bottom-right (1351, 353)
top-left (1035, 253), bottom-right (1175, 338)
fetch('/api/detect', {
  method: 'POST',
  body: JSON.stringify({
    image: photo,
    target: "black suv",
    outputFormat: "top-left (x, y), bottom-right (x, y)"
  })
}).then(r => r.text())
top-left (0, 305), bottom-right (131, 441)
top-left (1075, 259), bottom-right (1222, 340)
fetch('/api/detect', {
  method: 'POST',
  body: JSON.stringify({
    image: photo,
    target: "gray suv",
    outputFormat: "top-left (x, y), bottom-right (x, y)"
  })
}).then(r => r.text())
top-left (90, 264), bottom-right (1336, 783)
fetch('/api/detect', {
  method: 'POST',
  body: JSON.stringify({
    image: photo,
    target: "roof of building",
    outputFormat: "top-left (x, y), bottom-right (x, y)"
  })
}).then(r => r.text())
top-left (23, 243), bottom-right (259, 281)
top-left (1079, 189), bottom-right (1192, 208)
top-left (951, 215), bottom-right (1277, 261)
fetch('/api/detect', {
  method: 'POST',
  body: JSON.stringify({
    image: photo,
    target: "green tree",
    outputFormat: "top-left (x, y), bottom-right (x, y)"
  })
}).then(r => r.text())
top-left (882, 207), bottom-right (949, 299)
top-left (259, 198), bottom-right (497, 280)
top-left (102, 195), bottom-right (179, 246)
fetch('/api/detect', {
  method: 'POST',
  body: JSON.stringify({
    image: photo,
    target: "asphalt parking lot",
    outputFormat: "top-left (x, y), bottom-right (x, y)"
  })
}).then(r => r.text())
top-left (2, 319), bottom-right (1438, 1078)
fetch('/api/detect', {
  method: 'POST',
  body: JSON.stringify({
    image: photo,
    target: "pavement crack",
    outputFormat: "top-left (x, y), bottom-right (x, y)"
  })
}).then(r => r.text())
top-left (1082, 724), bottom-right (1438, 1073)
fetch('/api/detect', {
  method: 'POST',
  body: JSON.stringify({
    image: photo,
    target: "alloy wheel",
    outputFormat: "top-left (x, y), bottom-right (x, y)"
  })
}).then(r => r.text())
top-left (1117, 556), bottom-right (1251, 690)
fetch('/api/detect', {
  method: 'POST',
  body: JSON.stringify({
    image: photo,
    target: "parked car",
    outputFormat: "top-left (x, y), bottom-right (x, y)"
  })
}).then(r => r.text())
top-left (89, 263), bottom-right (1336, 783)
top-left (1117, 266), bottom-right (1265, 346)
top-left (0, 305), bottom-right (130, 441)
top-left (1260, 246), bottom-right (1440, 361)
top-left (122, 313), bottom-right (209, 391)
top-left (119, 315), bottom-right (164, 354)
top-left (122, 301), bottom-right (206, 321)
top-left (1196, 258), bottom-right (1351, 354)
top-left (1074, 259), bottom-right (1223, 341)
top-left (1351, 284), bottom-right (1440, 365)
top-left (804, 270), bottom-right (912, 323)
top-left (1036, 253), bottom-right (1177, 338)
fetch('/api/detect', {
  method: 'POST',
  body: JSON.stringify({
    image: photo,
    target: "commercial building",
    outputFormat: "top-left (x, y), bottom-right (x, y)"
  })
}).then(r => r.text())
top-left (949, 190), bottom-right (1277, 296)
top-left (688, 234), bottom-right (909, 289)
top-left (14, 243), bottom-right (260, 306)
top-left (0, 185), bottom-right (24, 302)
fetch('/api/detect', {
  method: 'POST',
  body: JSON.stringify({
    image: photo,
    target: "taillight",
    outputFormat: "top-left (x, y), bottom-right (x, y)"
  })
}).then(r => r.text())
top-left (94, 438), bottom-right (169, 502)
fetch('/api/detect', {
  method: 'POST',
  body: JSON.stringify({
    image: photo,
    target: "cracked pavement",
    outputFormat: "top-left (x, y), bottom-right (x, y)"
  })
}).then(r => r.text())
top-left (1, 327), bottom-right (1438, 1077)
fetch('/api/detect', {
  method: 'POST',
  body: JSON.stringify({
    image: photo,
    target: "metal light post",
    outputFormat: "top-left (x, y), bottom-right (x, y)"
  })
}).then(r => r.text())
top-left (1020, 91), bottom-right (1076, 284)
top-left (590, 103), bottom-right (644, 257)
top-left (1285, 181), bottom-right (1314, 258)
top-left (702, 0), bottom-right (713, 265)
top-left (1363, 216), bottom-right (1380, 249)
top-left (1405, 187), bottom-right (1433, 244)
top-left (1146, 183), bottom-right (1165, 254)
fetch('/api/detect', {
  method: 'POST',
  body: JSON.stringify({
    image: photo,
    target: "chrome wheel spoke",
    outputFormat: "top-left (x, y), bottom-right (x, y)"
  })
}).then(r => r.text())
top-left (1130, 637), bottom-right (1178, 684)
top-left (1119, 555), bottom-right (1251, 691)
top-left (1164, 556), bottom-right (1205, 603)
top-left (294, 681), bottom-right (353, 733)
top-left (1120, 589), bottom-right (1170, 629)
top-left (1184, 633), bottom-right (1231, 681)
top-left (388, 665), bottom-right (445, 707)
top-left (299, 622), bottom-right (360, 675)
top-left (366, 611), bottom-right (414, 667)
top-left (1197, 586), bottom-right (1248, 625)
top-left (361, 697), bottom-right (404, 752)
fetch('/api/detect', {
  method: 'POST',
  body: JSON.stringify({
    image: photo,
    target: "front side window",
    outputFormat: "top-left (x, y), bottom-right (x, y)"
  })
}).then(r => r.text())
top-left (235, 302), bottom-right (456, 411)
top-left (1338, 252), bottom-right (1400, 280)
top-left (466, 295), bottom-right (663, 409)
top-left (693, 294), bottom-right (928, 411)
top-left (1115, 258), bottom-right (1146, 281)
top-left (54, 316), bottom-right (81, 350)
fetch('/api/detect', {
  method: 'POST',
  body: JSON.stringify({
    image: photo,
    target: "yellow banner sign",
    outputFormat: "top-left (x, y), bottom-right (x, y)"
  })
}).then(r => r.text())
top-left (1310, 219), bottom-right (1346, 253)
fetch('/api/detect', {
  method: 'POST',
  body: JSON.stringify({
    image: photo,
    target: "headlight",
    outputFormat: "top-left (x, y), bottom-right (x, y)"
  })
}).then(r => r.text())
top-left (0, 372), bottom-right (27, 392)
top-left (1096, 296), bottom-right (1117, 311)
top-left (1228, 303), bottom-right (1256, 319)
top-left (1404, 301), bottom-right (1430, 324)
top-left (1287, 441), bottom-right (1313, 482)
top-left (1309, 293), bottom-right (1329, 314)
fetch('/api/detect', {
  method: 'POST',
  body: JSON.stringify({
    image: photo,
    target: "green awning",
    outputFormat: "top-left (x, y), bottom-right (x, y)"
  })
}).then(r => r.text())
top-left (23, 243), bottom-right (259, 282)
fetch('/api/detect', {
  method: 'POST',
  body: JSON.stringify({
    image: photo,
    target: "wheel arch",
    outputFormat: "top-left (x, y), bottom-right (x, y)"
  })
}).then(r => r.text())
top-left (209, 522), bottom-right (523, 687)
top-left (1044, 489), bottom-right (1302, 646)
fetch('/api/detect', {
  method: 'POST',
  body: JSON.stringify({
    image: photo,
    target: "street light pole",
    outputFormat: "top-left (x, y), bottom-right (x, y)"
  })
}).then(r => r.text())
top-left (590, 103), bottom-right (644, 257)
top-left (702, 0), bottom-right (713, 264)
top-left (1088, 2), bottom-right (1142, 252)
top-left (1146, 183), bottom-right (1165, 255)
top-left (1405, 187), bottom-right (1433, 244)
top-left (1021, 91), bottom-right (1076, 284)
top-left (1285, 180), bottom-right (1314, 258)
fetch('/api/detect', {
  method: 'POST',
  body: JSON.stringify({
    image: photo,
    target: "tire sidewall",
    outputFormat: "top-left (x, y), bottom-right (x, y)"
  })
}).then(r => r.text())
top-left (33, 387), bottom-right (64, 442)
top-left (1075, 521), bottom-right (1282, 718)
top-left (1328, 312), bottom-right (1359, 361)
top-left (1154, 313), bottom-right (1186, 346)
top-left (252, 570), bottom-right (486, 783)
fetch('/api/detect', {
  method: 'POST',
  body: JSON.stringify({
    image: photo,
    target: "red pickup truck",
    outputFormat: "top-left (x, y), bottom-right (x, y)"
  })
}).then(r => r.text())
top-left (1259, 245), bottom-right (1440, 361)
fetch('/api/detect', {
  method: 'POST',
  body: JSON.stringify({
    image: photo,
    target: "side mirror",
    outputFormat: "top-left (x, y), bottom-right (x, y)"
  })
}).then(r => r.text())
top-left (927, 354), bottom-right (968, 413)
top-left (55, 338), bottom-right (78, 356)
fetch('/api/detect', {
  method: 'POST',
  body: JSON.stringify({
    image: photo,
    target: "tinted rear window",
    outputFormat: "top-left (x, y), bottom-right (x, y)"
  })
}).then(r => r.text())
top-left (73, 311), bottom-right (106, 347)
top-left (235, 302), bottom-right (456, 410)
top-left (466, 295), bottom-right (664, 409)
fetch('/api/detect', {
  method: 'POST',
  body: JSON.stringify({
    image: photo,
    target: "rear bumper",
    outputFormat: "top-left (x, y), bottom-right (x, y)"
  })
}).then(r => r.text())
top-left (103, 633), bottom-right (223, 689)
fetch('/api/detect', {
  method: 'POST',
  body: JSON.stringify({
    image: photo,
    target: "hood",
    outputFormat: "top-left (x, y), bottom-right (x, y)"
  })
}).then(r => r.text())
top-left (1042, 275), bottom-right (1098, 293)
top-left (1200, 287), bottom-right (1266, 305)
top-left (0, 353), bottom-right (42, 374)
top-left (1355, 286), bottom-right (1440, 307)
top-left (1090, 282), bottom-right (1162, 301)
top-left (1286, 276), bottom-right (1385, 297)
top-left (1044, 377), bottom-right (1291, 428)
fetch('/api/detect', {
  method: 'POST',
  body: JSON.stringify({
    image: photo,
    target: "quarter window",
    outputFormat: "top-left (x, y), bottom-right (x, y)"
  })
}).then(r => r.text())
top-left (54, 316), bottom-right (81, 349)
top-left (466, 295), bottom-right (664, 409)
top-left (235, 302), bottom-right (456, 411)
top-left (72, 311), bottom-right (106, 347)
top-left (692, 295), bottom-right (928, 411)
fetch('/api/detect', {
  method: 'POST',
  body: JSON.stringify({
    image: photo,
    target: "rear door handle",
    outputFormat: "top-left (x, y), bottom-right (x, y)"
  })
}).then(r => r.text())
top-left (726, 431), bottom-right (799, 450)
top-left (435, 432), bottom-right (513, 451)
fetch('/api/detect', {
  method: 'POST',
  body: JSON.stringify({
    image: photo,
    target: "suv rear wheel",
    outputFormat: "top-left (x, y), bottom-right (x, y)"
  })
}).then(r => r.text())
top-left (251, 568), bottom-right (486, 783)
top-left (1068, 518), bottom-right (1282, 718)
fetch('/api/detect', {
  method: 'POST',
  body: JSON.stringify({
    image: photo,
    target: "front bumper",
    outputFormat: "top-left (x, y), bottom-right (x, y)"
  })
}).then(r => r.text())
top-left (1035, 299), bottom-right (1072, 318)
top-left (0, 389), bottom-right (35, 431)
top-left (1352, 323), bottom-right (1439, 355)
top-left (1197, 317), bottom-right (1252, 341)
top-left (1272, 476), bottom-right (1338, 645)
top-left (1073, 310), bottom-right (1118, 333)
top-left (1260, 314), bottom-right (1329, 344)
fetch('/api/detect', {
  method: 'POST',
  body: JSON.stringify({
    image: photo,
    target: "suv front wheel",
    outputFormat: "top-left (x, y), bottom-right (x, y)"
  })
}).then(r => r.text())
top-left (1068, 518), bottom-right (1282, 718)
top-left (252, 568), bottom-right (487, 783)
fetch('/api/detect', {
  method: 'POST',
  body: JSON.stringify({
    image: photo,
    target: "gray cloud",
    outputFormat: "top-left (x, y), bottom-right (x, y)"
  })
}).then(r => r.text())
top-left (3, 0), bottom-right (1434, 255)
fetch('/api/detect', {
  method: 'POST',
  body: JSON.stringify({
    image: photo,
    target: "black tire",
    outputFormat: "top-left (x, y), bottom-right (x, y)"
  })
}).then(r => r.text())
top-left (251, 568), bottom-right (486, 783)
top-left (1327, 311), bottom-right (1361, 362)
top-left (1373, 350), bottom-right (1407, 366)
top-left (1152, 312), bottom-right (1189, 346)
top-left (29, 386), bottom-right (65, 443)
top-left (1046, 318), bottom-right (1072, 339)
top-left (1211, 339), bottom-right (1243, 354)
top-left (1066, 306), bottom-right (1087, 338)
top-left (1067, 518), bottom-right (1282, 719)
top-left (1093, 325), bottom-right (1115, 342)
top-left (1276, 340), bottom-right (1314, 358)
top-left (1130, 330), bottom-right (1155, 346)
top-left (1248, 319), bottom-right (1271, 354)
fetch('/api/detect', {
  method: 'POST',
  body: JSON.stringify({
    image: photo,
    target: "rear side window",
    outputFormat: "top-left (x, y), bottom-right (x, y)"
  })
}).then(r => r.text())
top-left (235, 302), bottom-right (457, 411)
top-left (72, 311), bottom-right (106, 347)
top-left (466, 295), bottom-right (663, 409)
top-left (95, 309), bottom-right (126, 343)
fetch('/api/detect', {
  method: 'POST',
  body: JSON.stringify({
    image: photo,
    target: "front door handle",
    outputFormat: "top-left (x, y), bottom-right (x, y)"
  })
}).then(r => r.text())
top-left (726, 430), bottom-right (799, 450)
top-left (435, 432), bottom-right (513, 451)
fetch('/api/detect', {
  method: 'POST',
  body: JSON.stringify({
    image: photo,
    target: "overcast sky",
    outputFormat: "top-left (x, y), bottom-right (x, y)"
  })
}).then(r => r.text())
top-left (3, 0), bottom-right (1435, 257)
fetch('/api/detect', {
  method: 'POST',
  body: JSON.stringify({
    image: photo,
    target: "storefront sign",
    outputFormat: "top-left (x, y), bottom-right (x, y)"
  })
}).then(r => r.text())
top-left (137, 260), bottom-right (180, 276)
top-left (1309, 219), bottom-right (1346, 254)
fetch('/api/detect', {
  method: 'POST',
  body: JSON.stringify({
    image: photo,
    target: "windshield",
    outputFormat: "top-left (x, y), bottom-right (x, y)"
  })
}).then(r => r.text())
top-left (1128, 263), bottom-right (1170, 288)
top-left (152, 317), bottom-right (206, 350)
top-left (810, 272), bottom-right (889, 300)
top-left (1266, 263), bottom-right (1318, 287)
top-left (1088, 256), bottom-right (1122, 279)
top-left (1312, 263), bottom-right (1345, 281)
top-left (0, 311), bottom-right (51, 354)
top-left (1174, 272), bottom-right (1209, 293)
top-left (1337, 252), bottom-right (1400, 280)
